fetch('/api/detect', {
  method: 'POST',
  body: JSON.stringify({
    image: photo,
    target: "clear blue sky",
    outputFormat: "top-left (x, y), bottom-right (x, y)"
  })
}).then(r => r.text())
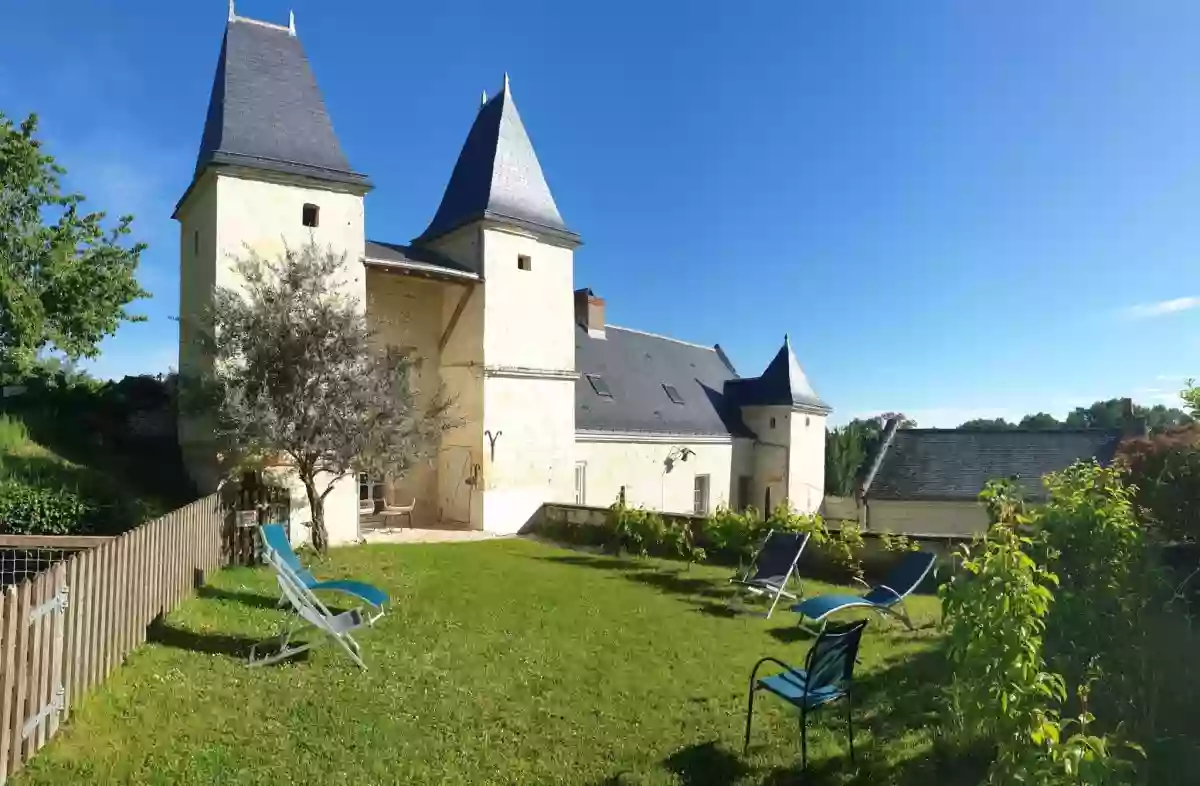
top-left (2, 1), bottom-right (1196, 426)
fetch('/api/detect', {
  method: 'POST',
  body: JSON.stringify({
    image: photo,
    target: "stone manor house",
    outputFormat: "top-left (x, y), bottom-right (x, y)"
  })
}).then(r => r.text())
top-left (176, 8), bottom-right (831, 544)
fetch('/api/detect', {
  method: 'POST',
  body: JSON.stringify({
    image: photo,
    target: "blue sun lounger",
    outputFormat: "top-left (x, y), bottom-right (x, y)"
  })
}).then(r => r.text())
top-left (791, 550), bottom-right (935, 630)
top-left (258, 523), bottom-right (388, 623)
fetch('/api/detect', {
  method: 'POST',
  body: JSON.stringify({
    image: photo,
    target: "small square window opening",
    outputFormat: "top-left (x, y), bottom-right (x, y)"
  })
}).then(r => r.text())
top-left (663, 383), bottom-right (684, 405)
top-left (517, 254), bottom-right (532, 271)
top-left (302, 203), bottom-right (320, 228)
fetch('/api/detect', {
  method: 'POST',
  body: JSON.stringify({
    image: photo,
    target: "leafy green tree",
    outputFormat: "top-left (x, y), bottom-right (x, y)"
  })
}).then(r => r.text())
top-left (959, 417), bottom-right (1015, 430)
top-left (1019, 412), bottom-right (1061, 430)
top-left (825, 422), bottom-right (870, 495)
top-left (1063, 398), bottom-right (1190, 432)
top-left (1184, 379), bottom-right (1199, 419)
top-left (0, 113), bottom-right (147, 376)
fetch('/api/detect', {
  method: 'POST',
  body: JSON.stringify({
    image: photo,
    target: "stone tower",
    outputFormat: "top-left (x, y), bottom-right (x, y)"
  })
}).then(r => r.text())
top-left (414, 76), bottom-right (581, 533)
top-left (174, 8), bottom-right (370, 538)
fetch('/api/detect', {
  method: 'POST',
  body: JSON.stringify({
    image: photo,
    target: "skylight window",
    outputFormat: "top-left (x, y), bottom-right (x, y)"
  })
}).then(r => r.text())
top-left (586, 374), bottom-right (613, 398)
top-left (663, 383), bottom-right (684, 405)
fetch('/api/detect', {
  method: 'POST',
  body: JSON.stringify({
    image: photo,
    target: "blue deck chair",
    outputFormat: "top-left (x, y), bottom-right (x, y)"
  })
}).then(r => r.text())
top-left (249, 546), bottom-right (370, 670)
top-left (258, 523), bottom-right (388, 623)
top-left (730, 530), bottom-right (811, 618)
top-left (744, 619), bottom-right (868, 770)
top-left (791, 550), bottom-right (935, 630)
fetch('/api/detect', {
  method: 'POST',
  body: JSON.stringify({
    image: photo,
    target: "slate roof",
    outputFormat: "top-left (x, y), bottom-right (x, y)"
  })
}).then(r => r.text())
top-left (364, 240), bottom-right (480, 280)
top-left (864, 429), bottom-right (1123, 502)
top-left (193, 16), bottom-right (369, 189)
top-left (575, 325), bottom-right (749, 437)
top-left (417, 78), bottom-right (577, 246)
top-left (724, 335), bottom-right (830, 413)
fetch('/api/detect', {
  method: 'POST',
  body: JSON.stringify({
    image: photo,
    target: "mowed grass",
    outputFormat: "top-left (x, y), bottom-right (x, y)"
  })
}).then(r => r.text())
top-left (12, 538), bottom-right (966, 786)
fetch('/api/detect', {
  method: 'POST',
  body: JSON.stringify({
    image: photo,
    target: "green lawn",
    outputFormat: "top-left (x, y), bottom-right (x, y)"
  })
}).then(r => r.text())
top-left (13, 538), bottom-right (971, 786)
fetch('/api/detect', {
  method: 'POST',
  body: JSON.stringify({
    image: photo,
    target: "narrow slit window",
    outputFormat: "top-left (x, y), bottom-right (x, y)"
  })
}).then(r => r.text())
top-left (517, 254), bottom-right (532, 271)
top-left (662, 383), bottom-right (684, 405)
top-left (193, 230), bottom-right (199, 255)
top-left (302, 203), bottom-right (320, 228)
top-left (586, 374), bottom-right (613, 398)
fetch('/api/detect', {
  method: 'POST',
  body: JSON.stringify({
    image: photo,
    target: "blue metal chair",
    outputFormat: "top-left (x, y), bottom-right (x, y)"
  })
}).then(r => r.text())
top-left (257, 523), bottom-right (388, 623)
top-left (744, 619), bottom-right (868, 770)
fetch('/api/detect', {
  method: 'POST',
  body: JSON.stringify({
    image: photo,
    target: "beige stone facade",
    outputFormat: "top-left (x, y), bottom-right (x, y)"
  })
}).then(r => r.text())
top-left (175, 11), bottom-right (832, 545)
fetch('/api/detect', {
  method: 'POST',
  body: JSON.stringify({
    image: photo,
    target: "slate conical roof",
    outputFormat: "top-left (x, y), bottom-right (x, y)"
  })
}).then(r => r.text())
top-left (192, 14), bottom-right (369, 190)
top-left (725, 335), bottom-right (830, 412)
top-left (417, 76), bottom-right (577, 245)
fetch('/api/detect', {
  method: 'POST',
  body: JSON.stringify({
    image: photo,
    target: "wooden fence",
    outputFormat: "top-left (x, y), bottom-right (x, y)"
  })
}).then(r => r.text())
top-left (0, 492), bottom-right (239, 783)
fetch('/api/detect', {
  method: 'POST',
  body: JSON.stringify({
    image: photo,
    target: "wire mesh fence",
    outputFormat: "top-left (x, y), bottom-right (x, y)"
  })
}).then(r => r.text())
top-left (0, 547), bottom-right (81, 589)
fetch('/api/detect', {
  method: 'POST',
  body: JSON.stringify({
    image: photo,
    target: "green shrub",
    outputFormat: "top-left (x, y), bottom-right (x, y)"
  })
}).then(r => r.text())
top-left (603, 497), bottom-right (702, 563)
top-left (0, 479), bottom-right (97, 535)
top-left (766, 503), bottom-right (865, 581)
top-left (939, 477), bottom-right (1141, 785)
top-left (705, 506), bottom-right (768, 563)
top-left (0, 414), bottom-right (30, 453)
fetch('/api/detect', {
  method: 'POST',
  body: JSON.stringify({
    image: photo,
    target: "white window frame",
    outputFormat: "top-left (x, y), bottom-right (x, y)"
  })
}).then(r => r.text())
top-left (693, 474), bottom-right (710, 516)
top-left (358, 472), bottom-right (384, 504)
top-left (574, 462), bottom-right (587, 505)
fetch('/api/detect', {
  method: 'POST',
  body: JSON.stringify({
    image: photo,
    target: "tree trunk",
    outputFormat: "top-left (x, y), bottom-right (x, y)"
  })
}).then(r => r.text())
top-left (303, 474), bottom-right (328, 554)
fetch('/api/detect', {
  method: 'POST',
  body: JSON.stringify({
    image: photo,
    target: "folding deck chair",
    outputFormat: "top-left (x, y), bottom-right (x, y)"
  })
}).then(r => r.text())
top-left (791, 550), bottom-right (936, 630)
top-left (249, 546), bottom-right (370, 670)
top-left (729, 530), bottom-right (811, 618)
top-left (258, 523), bottom-right (387, 623)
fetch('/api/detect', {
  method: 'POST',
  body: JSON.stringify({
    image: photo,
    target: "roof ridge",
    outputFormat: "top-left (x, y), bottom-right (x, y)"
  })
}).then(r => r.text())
top-left (900, 428), bottom-right (1124, 435)
top-left (604, 324), bottom-right (716, 351)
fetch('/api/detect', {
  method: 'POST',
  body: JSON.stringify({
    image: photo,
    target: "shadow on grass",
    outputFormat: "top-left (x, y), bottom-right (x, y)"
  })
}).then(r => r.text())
top-left (147, 618), bottom-right (283, 661)
top-left (665, 741), bottom-right (751, 786)
top-left (766, 625), bottom-right (818, 645)
top-left (197, 585), bottom-right (281, 611)
top-left (537, 554), bottom-right (646, 571)
top-left (626, 570), bottom-right (736, 600)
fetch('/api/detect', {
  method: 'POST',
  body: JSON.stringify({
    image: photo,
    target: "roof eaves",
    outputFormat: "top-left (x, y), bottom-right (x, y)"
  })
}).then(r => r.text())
top-left (416, 209), bottom-right (581, 249)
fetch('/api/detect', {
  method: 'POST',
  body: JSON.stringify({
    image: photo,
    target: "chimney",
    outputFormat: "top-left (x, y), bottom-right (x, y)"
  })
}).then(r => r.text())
top-left (1119, 396), bottom-right (1148, 438)
top-left (574, 287), bottom-right (606, 339)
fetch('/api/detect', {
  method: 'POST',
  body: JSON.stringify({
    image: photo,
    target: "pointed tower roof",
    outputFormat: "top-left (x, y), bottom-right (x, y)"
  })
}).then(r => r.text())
top-left (724, 335), bottom-right (830, 413)
top-left (190, 12), bottom-right (369, 194)
top-left (417, 76), bottom-right (577, 246)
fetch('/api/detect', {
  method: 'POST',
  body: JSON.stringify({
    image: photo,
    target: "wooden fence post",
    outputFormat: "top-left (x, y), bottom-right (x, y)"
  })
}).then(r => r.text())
top-left (0, 585), bottom-right (19, 782)
top-left (5, 579), bottom-right (30, 777)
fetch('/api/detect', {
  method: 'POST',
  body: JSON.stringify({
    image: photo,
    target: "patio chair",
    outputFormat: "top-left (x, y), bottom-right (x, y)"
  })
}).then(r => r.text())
top-left (249, 547), bottom-right (369, 670)
top-left (258, 523), bottom-right (387, 623)
top-left (380, 496), bottom-right (416, 530)
top-left (744, 619), bottom-right (868, 771)
top-left (729, 530), bottom-right (811, 618)
top-left (791, 550), bottom-right (936, 630)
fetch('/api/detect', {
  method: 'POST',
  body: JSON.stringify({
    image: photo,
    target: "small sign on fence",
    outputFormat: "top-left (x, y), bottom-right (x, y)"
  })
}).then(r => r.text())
top-left (235, 510), bottom-right (258, 529)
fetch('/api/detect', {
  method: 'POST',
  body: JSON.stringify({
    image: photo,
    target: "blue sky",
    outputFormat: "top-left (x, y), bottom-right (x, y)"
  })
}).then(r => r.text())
top-left (2, 1), bottom-right (1197, 426)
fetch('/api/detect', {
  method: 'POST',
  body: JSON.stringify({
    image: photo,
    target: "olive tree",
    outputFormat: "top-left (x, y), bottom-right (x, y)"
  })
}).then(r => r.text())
top-left (197, 241), bottom-right (451, 552)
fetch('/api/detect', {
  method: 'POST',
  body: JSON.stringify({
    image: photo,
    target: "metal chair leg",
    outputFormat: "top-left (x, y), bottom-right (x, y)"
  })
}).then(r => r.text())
top-left (847, 692), bottom-right (855, 763)
top-left (800, 707), bottom-right (808, 772)
top-left (744, 686), bottom-right (756, 753)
